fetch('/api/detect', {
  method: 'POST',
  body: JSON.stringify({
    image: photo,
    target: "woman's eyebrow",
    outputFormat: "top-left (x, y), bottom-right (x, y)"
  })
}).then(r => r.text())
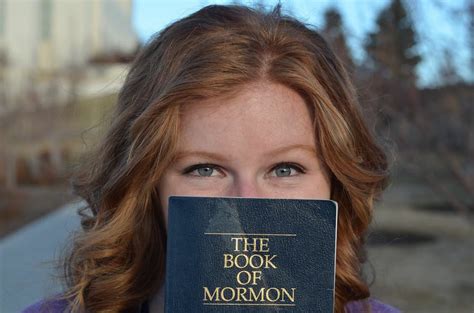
top-left (174, 151), bottom-right (229, 162)
top-left (173, 144), bottom-right (317, 161)
top-left (266, 144), bottom-right (317, 157)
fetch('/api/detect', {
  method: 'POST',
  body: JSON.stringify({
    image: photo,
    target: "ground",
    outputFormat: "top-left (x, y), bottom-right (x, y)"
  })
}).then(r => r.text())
top-left (367, 181), bottom-right (474, 313)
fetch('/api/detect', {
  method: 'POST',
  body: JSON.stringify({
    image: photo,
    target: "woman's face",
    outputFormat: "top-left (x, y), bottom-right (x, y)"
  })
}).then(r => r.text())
top-left (157, 81), bottom-right (331, 222)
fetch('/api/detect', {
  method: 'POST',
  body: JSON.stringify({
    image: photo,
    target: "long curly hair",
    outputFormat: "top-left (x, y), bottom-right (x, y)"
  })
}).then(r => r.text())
top-left (49, 4), bottom-right (390, 313)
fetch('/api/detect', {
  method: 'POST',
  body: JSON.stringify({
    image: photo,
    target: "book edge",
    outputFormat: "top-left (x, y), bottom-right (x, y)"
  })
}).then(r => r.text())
top-left (169, 195), bottom-right (338, 204)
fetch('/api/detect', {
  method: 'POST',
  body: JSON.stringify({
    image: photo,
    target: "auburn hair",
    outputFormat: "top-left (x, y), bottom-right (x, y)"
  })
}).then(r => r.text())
top-left (49, 4), bottom-right (389, 313)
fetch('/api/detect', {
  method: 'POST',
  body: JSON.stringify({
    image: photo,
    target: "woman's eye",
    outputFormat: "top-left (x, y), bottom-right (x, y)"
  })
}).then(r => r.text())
top-left (271, 163), bottom-right (305, 177)
top-left (183, 164), bottom-right (221, 177)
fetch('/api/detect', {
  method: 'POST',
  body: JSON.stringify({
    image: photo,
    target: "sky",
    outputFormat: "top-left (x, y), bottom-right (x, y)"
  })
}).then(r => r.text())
top-left (131, 0), bottom-right (472, 87)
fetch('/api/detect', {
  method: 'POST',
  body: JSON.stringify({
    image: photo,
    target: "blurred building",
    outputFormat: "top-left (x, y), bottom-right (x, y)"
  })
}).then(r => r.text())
top-left (0, 0), bottom-right (138, 114)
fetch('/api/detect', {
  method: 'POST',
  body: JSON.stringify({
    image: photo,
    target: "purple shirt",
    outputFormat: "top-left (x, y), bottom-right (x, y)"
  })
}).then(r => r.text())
top-left (22, 296), bottom-right (400, 313)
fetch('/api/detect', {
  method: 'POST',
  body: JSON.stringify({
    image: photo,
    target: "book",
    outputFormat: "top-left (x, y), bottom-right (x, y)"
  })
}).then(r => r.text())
top-left (164, 196), bottom-right (338, 312)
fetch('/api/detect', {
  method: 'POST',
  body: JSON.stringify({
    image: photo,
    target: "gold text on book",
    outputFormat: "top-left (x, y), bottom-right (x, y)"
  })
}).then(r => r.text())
top-left (202, 233), bottom-right (297, 306)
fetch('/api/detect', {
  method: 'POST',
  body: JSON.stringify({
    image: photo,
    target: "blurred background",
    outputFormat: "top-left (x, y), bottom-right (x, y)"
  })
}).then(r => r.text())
top-left (0, 0), bottom-right (472, 312)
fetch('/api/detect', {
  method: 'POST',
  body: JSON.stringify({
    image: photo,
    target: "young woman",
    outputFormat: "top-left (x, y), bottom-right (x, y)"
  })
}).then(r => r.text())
top-left (23, 4), bottom-right (399, 313)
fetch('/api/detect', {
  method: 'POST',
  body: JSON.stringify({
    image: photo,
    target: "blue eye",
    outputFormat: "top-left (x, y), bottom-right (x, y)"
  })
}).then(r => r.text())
top-left (183, 163), bottom-right (220, 177)
top-left (197, 166), bottom-right (214, 177)
top-left (182, 162), bottom-right (305, 178)
top-left (271, 163), bottom-right (305, 177)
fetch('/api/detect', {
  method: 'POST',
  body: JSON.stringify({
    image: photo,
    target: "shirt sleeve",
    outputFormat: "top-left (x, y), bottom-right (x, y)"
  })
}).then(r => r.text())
top-left (21, 297), bottom-right (69, 313)
top-left (345, 298), bottom-right (401, 313)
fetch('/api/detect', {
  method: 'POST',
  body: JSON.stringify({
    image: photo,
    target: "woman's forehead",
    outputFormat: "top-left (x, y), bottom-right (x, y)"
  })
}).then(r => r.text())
top-left (176, 81), bottom-right (316, 153)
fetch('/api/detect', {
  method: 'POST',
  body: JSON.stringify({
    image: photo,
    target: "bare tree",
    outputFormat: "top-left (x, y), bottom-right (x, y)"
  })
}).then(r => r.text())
top-left (361, 0), bottom-right (474, 217)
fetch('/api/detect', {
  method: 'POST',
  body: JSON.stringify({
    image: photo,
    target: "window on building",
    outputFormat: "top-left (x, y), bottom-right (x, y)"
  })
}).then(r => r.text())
top-left (0, 0), bottom-right (5, 36)
top-left (40, 0), bottom-right (52, 40)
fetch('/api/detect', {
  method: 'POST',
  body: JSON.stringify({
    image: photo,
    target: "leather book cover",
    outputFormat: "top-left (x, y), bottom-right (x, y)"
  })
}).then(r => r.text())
top-left (164, 196), bottom-right (338, 312)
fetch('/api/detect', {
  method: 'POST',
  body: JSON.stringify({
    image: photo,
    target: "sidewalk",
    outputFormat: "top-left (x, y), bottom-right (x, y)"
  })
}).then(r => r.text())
top-left (0, 201), bottom-right (82, 313)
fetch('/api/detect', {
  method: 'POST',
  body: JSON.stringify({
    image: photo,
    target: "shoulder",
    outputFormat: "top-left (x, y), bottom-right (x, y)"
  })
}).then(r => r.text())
top-left (21, 295), bottom-right (69, 313)
top-left (368, 298), bottom-right (401, 313)
top-left (345, 298), bottom-right (401, 313)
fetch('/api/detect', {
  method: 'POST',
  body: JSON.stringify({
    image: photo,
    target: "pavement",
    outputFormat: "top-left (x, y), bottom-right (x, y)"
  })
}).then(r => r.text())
top-left (0, 201), bottom-right (82, 313)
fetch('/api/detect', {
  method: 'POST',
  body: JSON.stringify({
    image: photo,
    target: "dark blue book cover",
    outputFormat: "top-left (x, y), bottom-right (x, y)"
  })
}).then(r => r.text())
top-left (165, 196), bottom-right (338, 312)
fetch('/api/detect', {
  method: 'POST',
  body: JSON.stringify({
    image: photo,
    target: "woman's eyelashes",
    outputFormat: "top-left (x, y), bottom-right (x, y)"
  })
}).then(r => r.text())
top-left (181, 162), bottom-right (306, 178)
top-left (269, 162), bottom-right (306, 177)
top-left (182, 163), bottom-right (223, 177)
